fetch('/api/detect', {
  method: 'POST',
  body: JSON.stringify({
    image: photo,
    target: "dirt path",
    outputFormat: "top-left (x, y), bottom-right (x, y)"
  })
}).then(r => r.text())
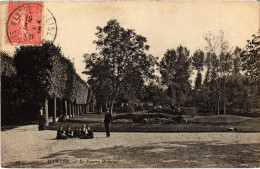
top-left (2, 125), bottom-right (260, 168)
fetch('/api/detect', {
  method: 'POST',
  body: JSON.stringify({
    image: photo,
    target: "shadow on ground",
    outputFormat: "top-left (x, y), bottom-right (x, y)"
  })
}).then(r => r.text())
top-left (1, 120), bottom-right (38, 131)
top-left (6, 141), bottom-right (260, 168)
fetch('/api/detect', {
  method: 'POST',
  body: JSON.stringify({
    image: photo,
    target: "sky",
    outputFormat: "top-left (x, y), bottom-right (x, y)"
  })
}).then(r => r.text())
top-left (0, 1), bottom-right (259, 82)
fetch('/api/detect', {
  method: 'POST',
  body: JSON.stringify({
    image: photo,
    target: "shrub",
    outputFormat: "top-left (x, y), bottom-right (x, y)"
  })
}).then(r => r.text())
top-left (114, 113), bottom-right (183, 123)
top-left (113, 119), bottom-right (133, 124)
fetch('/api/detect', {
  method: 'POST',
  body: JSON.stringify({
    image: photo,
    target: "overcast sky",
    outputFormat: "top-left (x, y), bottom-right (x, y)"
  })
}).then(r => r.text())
top-left (0, 1), bottom-right (259, 81)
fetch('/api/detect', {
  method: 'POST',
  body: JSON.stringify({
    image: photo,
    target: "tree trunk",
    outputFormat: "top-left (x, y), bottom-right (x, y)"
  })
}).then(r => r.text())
top-left (83, 104), bottom-right (86, 114)
top-left (68, 102), bottom-right (71, 118)
top-left (217, 80), bottom-right (220, 116)
top-left (71, 102), bottom-right (74, 117)
top-left (75, 104), bottom-right (78, 116)
top-left (64, 100), bottom-right (68, 119)
top-left (74, 103), bottom-right (77, 116)
top-left (53, 96), bottom-right (57, 123)
top-left (81, 105), bottom-right (83, 114)
top-left (86, 104), bottom-right (89, 113)
top-left (223, 78), bottom-right (226, 115)
top-left (44, 98), bottom-right (49, 126)
top-left (100, 104), bottom-right (103, 114)
top-left (109, 80), bottom-right (120, 114)
top-left (76, 104), bottom-right (78, 116)
top-left (109, 98), bottom-right (114, 113)
top-left (92, 103), bottom-right (95, 113)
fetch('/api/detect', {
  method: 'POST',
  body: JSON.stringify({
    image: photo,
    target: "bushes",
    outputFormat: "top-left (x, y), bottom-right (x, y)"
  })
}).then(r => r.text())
top-left (113, 113), bottom-right (183, 124)
top-left (148, 107), bottom-right (182, 115)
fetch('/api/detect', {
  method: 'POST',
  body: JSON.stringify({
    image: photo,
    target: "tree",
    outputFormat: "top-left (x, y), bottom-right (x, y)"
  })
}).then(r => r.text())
top-left (232, 47), bottom-right (242, 74)
top-left (1, 52), bottom-right (19, 124)
top-left (203, 30), bottom-right (232, 115)
top-left (85, 19), bottom-right (157, 113)
top-left (191, 49), bottom-right (204, 89)
top-left (142, 83), bottom-right (170, 107)
top-left (240, 31), bottom-right (260, 110)
top-left (241, 30), bottom-right (260, 85)
top-left (159, 46), bottom-right (191, 107)
top-left (83, 53), bottom-right (112, 113)
top-left (13, 41), bottom-right (57, 101)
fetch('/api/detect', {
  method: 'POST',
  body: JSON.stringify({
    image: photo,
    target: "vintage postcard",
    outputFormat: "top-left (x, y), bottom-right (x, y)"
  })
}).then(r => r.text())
top-left (1, 1), bottom-right (259, 168)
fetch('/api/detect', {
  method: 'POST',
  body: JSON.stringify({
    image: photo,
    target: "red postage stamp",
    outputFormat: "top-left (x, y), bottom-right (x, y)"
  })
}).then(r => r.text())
top-left (7, 2), bottom-right (43, 44)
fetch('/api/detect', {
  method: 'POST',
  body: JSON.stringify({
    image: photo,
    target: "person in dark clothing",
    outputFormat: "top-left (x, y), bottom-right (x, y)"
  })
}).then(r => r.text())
top-left (80, 126), bottom-right (94, 139)
top-left (38, 106), bottom-right (45, 131)
top-left (104, 110), bottom-right (112, 137)
top-left (65, 126), bottom-right (74, 138)
top-left (86, 126), bottom-right (94, 138)
top-left (56, 126), bottom-right (67, 140)
top-left (73, 127), bottom-right (80, 138)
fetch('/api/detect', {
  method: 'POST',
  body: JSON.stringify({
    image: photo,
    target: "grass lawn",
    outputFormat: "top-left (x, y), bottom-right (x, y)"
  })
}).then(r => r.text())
top-left (45, 114), bottom-right (260, 132)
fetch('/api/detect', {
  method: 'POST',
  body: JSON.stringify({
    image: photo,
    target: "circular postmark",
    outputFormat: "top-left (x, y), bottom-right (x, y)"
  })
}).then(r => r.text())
top-left (6, 3), bottom-right (57, 45)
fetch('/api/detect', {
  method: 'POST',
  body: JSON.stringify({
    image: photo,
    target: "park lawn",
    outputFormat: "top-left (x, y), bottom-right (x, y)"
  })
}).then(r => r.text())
top-left (45, 115), bottom-right (260, 132)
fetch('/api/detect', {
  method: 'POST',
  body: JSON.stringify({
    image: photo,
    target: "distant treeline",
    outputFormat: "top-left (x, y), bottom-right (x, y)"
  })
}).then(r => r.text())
top-left (83, 20), bottom-right (259, 115)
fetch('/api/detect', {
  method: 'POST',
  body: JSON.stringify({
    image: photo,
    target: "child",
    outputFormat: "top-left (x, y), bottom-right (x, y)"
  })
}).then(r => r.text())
top-left (65, 126), bottom-right (74, 138)
top-left (80, 126), bottom-right (94, 139)
top-left (56, 126), bottom-right (67, 140)
top-left (86, 126), bottom-right (94, 139)
top-left (74, 127), bottom-right (80, 138)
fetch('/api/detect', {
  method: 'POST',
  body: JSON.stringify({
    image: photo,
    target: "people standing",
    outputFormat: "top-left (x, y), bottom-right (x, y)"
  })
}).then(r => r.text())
top-left (104, 110), bottom-right (112, 137)
top-left (38, 106), bottom-right (45, 131)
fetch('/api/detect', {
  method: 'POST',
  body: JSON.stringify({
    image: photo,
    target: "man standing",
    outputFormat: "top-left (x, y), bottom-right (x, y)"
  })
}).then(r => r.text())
top-left (38, 106), bottom-right (45, 131)
top-left (104, 110), bottom-right (112, 137)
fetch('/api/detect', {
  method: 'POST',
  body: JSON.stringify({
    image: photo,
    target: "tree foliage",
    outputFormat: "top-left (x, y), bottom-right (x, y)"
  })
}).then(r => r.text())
top-left (191, 49), bottom-right (205, 89)
top-left (13, 41), bottom-right (88, 104)
top-left (1, 52), bottom-right (18, 102)
top-left (160, 46), bottom-right (191, 106)
top-left (84, 19), bottom-right (157, 112)
top-left (241, 30), bottom-right (260, 85)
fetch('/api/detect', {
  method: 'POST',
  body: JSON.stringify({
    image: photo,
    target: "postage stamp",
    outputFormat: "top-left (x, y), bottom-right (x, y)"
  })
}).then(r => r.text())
top-left (6, 2), bottom-right (57, 45)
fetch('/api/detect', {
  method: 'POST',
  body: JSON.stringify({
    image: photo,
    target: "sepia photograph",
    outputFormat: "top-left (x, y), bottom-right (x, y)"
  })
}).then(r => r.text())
top-left (0, 1), bottom-right (259, 168)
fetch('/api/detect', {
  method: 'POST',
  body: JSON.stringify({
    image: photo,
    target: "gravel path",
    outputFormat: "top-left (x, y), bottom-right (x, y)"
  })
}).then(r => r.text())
top-left (2, 125), bottom-right (260, 168)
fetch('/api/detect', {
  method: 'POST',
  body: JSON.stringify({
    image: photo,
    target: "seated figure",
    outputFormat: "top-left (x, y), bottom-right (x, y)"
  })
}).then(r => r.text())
top-left (73, 127), bottom-right (80, 138)
top-left (81, 125), bottom-right (86, 134)
top-left (80, 126), bottom-right (94, 139)
top-left (65, 126), bottom-right (74, 138)
top-left (86, 126), bottom-right (94, 138)
top-left (56, 126), bottom-right (68, 140)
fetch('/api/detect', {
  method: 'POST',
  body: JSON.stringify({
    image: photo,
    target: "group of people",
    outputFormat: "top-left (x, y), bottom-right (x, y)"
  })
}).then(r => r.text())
top-left (56, 110), bottom-right (113, 139)
top-left (38, 105), bottom-right (113, 138)
top-left (56, 125), bottom-right (94, 140)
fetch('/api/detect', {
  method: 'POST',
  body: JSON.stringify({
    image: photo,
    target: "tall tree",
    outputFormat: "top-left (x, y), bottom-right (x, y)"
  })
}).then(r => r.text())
top-left (191, 49), bottom-right (205, 89)
top-left (160, 46), bottom-right (191, 107)
top-left (241, 31), bottom-right (260, 84)
top-left (83, 53), bottom-right (112, 113)
top-left (85, 19), bottom-right (157, 113)
top-left (203, 30), bottom-right (232, 115)
top-left (241, 31), bottom-right (260, 110)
